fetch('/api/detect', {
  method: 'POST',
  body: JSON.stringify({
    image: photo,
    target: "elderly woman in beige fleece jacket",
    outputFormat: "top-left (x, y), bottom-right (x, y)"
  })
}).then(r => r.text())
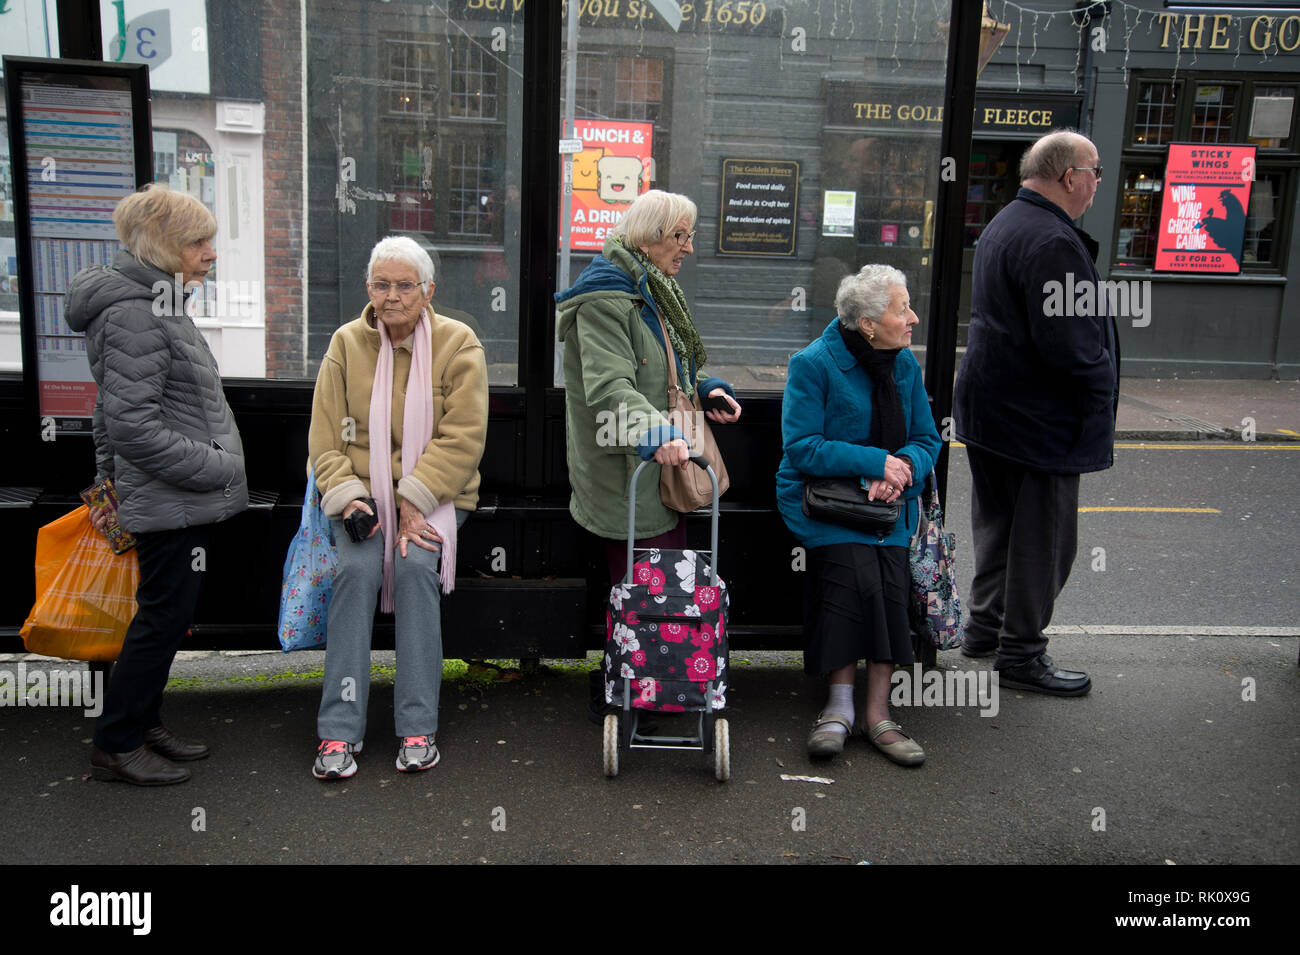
top-left (308, 235), bottom-right (488, 780)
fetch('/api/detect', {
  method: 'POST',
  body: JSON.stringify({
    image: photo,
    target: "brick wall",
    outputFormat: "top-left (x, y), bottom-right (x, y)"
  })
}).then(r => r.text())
top-left (261, 0), bottom-right (306, 379)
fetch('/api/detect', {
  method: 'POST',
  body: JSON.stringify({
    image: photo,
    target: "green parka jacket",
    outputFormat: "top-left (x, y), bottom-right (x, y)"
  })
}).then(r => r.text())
top-left (555, 238), bottom-right (732, 540)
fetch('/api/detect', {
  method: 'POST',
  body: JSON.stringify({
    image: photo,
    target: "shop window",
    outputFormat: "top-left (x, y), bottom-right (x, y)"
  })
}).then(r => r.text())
top-left (1244, 171), bottom-right (1283, 265)
top-left (856, 140), bottom-right (930, 249)
top-left (449, 35), bottom-right (499, 121)
top-left (378, 35), bottom-right (506, 242)
top-left (386, 39), bottom-right (439, 118)
top-left (388, 141), bottom-right (437, 234)
top-left (1115, 72), bottom-right (1298, 272)
top-left (964, 144), bottom-right (1019, 247)
top-left (447, 137), bottom-right (503, 240)
top-left (562, 51), bottom-right (671, 184)
top-left (615, 58), bottom-right (664, 124)
top-left (1133, 81), bottom-right (1180, 147)
top-left (305, 4), bottom-right (523, 384)
top-left (1114, 165), bottom-right (1164, 267)
top-left (1191, 84), bottom-right (1238, 144)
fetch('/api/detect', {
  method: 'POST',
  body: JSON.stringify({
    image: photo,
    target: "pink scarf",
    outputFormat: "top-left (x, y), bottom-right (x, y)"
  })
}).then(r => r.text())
top-left (369, 308), bottom-right (459, 611)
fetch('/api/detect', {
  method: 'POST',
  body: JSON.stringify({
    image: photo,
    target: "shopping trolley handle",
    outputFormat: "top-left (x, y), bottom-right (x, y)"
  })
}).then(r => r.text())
top-left (624, 453), bottom-right (722, 587)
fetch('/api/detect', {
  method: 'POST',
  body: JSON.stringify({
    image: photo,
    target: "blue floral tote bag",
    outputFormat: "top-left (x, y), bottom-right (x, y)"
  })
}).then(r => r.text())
top-left (277, 468), bottom-right (337, 651)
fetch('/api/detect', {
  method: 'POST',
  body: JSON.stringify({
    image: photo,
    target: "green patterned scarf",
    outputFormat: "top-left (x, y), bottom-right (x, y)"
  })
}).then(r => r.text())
top-left (618, 236), bottom-right (707, 390)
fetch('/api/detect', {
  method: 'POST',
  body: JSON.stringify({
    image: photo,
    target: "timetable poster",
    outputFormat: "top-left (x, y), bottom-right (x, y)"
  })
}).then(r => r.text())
top-left (17, 75), bottom-right (138, 426)
top-left (1154, 143), bottom-right (1256, 274)
top-left (565, 120), bottom-right (654, 251)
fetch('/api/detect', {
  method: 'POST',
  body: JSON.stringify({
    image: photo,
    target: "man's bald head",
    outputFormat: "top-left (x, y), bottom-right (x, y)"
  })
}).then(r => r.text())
top-left (1019, 128), bottom-right (1101, 219)
top-left (1020, 129), bottom-right (1093, 183)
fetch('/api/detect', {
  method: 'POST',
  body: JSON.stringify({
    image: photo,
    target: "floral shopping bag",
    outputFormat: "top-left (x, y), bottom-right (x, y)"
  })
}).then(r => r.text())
top-left (604, 548), bottom-right (729, 713)
top-left (277, 469), bottom-right (337, 651)
top-left (908, 475), bottom-right (966, 651)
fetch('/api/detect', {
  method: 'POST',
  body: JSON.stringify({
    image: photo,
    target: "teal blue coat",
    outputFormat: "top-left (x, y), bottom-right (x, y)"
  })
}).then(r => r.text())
top-left (776, 321), bottom-right (941, 549)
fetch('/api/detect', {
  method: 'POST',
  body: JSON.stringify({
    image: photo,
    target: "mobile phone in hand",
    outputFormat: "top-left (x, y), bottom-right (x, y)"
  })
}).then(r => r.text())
top-left (702, 392), bottom-right (733, 413)
top-left (343, 498), bottom-right (378, 543)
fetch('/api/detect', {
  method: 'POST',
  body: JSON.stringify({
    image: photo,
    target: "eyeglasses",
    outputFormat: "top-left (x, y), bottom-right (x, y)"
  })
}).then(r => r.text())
top-left (670, 230), bottom-right (696, 247)
top-left (1058, 165), bottom-right (1103, 183)
top-left (369, 280), bottom-right (424, 296)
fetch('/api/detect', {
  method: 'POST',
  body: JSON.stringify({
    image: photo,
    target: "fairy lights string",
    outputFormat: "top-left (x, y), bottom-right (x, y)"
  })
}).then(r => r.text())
top-left (984, 0), bottom-right (1294, 92)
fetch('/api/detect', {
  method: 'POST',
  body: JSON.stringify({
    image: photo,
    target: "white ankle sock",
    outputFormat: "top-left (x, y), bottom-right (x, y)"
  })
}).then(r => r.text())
top-left (823, 683), bottom-right (855, 736)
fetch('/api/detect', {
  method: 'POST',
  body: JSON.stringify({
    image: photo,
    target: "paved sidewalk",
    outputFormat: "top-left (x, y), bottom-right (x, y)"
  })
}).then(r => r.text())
top-left (728, 364), bottom-right (1299, 441)
top-left (1, 633), bottom-right (1296, 866)
top-left (1115, 378), bottom-right (1300, 441)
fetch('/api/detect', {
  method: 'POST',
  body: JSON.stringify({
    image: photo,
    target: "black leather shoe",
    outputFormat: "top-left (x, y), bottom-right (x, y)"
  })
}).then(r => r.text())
top-left (960, 637), bottom-right (998, 659)
top-left (996, 653), bottom-right (1091, 697)
top-left (143, 725), bottom-right (209, 761)
top-left (91, 745), bottom-right (191, 786)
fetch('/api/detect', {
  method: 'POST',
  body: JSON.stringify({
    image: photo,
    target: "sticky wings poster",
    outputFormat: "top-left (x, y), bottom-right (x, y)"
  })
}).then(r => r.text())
top-left (565, 120), bottom-right (653, 251)
top-left (1154, 143), bottom-right (1256, 274)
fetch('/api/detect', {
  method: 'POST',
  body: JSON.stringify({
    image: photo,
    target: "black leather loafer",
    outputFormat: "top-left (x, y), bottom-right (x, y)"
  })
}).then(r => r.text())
top-left (996, 653), bottom-right (1091, 697)
top-left (91, 745), bottom-right (191, 786)
top-left (143, 725), bottom-right (210, 761)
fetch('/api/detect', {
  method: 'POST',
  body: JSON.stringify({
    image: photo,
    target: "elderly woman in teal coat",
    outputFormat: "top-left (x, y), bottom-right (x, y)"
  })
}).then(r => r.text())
top-left (777, 264), bottom-right (940, 766)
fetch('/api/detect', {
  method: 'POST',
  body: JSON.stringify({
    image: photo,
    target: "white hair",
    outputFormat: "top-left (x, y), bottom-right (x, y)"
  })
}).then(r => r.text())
top-left (834, 264), bottom-right (907, 329)
top-left (613, 189), bottom-right (697, 250)
top-left (365, 235), bottom-right (434, 285)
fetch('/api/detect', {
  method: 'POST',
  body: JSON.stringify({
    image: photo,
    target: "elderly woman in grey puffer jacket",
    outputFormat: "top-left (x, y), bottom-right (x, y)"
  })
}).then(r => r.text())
top-left (65, 184), bottom-right (248, 786)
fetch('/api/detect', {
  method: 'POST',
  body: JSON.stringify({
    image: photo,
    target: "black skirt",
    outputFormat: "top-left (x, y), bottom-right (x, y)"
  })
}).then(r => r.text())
top-left (803, 543), bottom-right (913, 676)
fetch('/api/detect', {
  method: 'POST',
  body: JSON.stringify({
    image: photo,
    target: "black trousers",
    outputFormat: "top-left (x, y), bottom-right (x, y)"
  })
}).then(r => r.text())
top-left (93, 524), bottom-right (213, 753)
top-left (964, 446), bottom-right (1079, 668)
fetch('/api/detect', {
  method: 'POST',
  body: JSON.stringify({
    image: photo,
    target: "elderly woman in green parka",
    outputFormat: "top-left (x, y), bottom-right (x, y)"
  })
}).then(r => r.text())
top-left (555, 190), bottom-right (742, 715)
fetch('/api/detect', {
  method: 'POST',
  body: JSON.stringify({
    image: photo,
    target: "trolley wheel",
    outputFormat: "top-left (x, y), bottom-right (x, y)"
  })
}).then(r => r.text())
top-left (603, 713), bottom-right (619, 777)
top-left (713, 718), bottom-right (730, 782)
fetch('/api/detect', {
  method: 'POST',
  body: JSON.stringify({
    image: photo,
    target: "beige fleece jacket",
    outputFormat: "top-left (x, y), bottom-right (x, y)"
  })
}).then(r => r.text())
top-left (309, 305), bottom-right (488, 519)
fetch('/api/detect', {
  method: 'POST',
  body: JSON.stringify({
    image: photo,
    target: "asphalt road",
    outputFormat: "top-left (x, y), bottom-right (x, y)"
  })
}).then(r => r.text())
top-left (944, 441), bottom-right (1300, 628)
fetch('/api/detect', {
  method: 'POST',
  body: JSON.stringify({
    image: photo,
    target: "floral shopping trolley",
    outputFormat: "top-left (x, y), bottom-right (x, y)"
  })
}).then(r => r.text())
top-left (602, 455), bottom-right (730, 781)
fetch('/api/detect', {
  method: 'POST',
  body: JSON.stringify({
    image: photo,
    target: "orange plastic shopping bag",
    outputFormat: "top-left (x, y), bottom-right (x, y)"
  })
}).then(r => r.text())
top-left (20, 506), bottom-right (139, 661)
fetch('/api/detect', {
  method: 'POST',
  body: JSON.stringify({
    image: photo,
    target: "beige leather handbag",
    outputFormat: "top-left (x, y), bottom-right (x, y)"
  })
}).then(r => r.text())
top-left (657, 317), bottom-right (730, 511)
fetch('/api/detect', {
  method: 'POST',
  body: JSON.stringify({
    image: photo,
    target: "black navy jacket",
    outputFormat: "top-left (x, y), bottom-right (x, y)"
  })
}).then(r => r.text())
top-left (954, 188), bottom-right (1120, 474)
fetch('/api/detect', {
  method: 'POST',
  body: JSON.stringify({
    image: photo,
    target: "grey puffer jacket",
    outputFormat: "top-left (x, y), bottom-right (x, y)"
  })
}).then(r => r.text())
top-left (65, 250), bottom-right (248, 533)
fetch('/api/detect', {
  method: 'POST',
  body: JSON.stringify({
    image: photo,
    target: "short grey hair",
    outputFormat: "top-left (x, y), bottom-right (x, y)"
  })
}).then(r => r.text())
top-left (365, 235), bottom-right (434, 285)
top-left (835, 264), bottom-right (907, 329)
top-left (613, 189), bottom-right (697, 249)
top-left (1020, 128), bottom-right (1089, 182)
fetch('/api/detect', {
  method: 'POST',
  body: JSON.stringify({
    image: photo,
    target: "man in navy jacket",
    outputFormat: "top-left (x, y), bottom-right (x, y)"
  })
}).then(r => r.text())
top-left (953, 129), bottom-right (1119, 696)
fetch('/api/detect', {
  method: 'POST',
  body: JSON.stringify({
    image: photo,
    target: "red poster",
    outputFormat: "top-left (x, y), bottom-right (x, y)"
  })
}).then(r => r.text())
top-left (1154, 143), bottom-right (1256, 274)
top-left (565, 120), bottom-right (653, 251)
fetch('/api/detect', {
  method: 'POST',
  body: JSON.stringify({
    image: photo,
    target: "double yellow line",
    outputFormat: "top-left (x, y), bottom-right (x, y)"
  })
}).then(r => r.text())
top-left (1079, 506), bottom-right (1220, 514)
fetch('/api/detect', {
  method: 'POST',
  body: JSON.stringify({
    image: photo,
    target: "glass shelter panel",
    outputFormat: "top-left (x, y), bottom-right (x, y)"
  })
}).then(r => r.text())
top-left (307, 1), bottom-right (525, 385)
top-left (555, 0), bottom-right (954, 391)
